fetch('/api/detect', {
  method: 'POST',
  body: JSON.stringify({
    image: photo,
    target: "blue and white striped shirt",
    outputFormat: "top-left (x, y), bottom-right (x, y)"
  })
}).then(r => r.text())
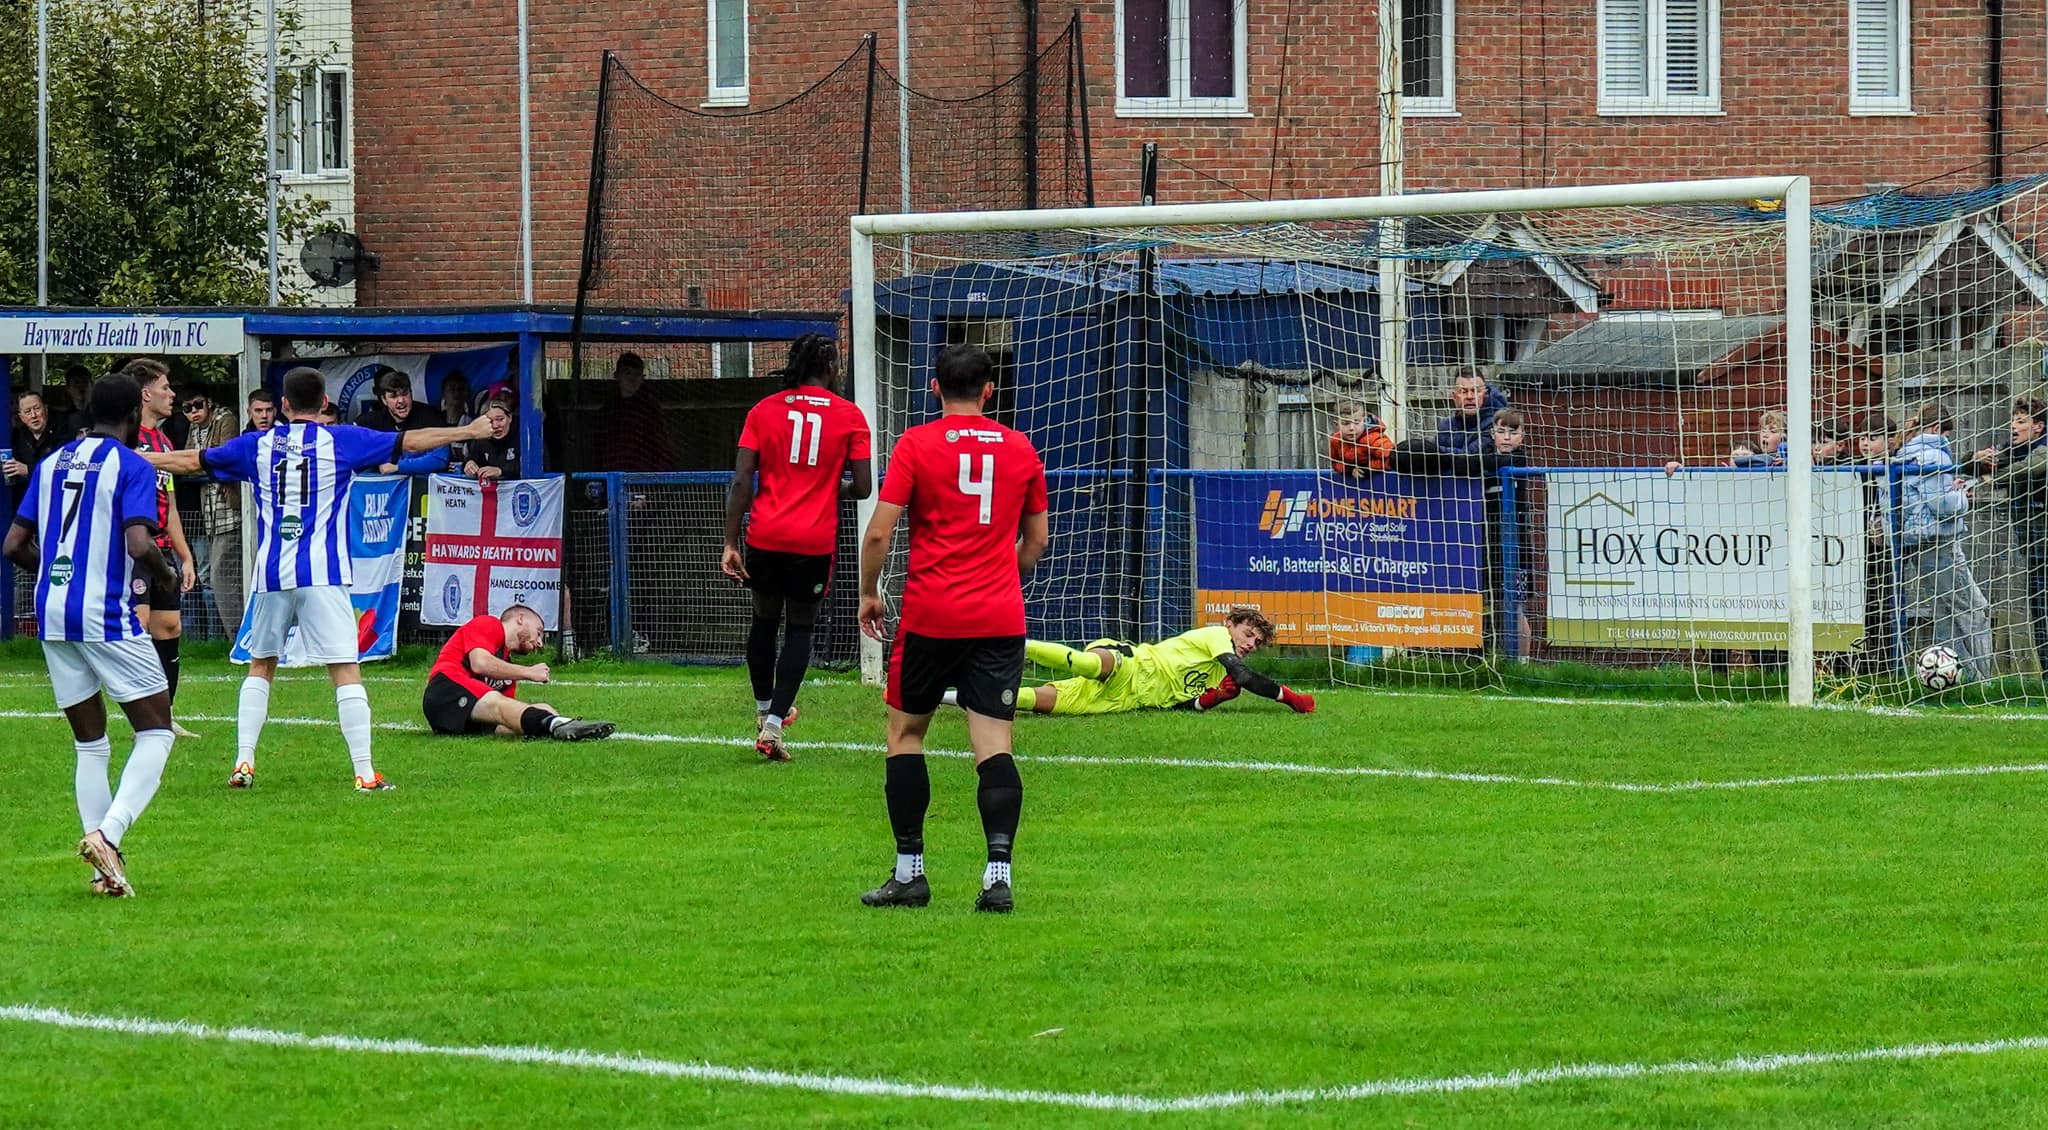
top-left (13, 435), bottom-right (160, 642)
top-left (202, 422), bottom-right (402, 593)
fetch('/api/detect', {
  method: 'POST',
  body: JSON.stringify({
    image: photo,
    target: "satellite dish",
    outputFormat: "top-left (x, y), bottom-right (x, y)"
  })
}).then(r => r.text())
top-left (299, 230), bottom-right (379, 288)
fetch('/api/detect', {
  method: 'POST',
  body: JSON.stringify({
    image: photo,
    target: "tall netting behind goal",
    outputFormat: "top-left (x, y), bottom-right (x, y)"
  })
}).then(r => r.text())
top-left (852, 176), bottom-right (2048, 709)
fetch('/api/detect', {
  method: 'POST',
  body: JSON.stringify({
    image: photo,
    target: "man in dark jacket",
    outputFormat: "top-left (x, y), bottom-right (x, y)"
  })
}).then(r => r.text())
top-left (354, 367), bottom-right (448, 433)
top-left (1435, 368), bottom-right (1509, 455)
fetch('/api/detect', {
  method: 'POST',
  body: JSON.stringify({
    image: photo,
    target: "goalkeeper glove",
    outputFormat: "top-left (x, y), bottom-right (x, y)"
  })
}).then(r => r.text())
top-left (1277, 686), bottom-right (1316, 714)
top-left (1194, 676), bottom-right (1240, 711)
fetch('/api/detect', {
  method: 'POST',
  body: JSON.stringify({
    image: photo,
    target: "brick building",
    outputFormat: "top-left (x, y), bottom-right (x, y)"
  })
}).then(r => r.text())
top-left (352, 0), bottom-right (2048, 308)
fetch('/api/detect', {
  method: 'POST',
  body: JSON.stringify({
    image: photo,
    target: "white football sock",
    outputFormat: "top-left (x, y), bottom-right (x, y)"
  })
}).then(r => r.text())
top-left (941, 689), bottom-right (959, 708)
top-left (984, 860), bottom-right (1011, 889)
top-left (74, 736), bottom-right (113, 834)
top-left (755, 698), bottom-right (772, 714)
top-left (237, 676), bottom-right (272, 769)
top-left (98, 729), bottom-right (174, 848)
top-left (894, 852), bottom-right (924, 883)
top-left (336, 684), bottom-right (375, 780)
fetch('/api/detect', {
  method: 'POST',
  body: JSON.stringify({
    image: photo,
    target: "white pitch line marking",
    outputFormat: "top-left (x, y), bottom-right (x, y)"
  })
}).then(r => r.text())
top-left (0, 710), bottom-right (2040, 794)
top-left (1, 1004), bottom-right (2042, 1113)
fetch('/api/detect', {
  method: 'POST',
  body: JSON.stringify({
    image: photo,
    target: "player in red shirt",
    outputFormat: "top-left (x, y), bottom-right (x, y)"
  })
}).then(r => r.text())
top-left (721, 334), bottom-right (873, 761)
top-left (125, 359), bottom-right (199, 739)
top-left (420, 606), bottom-right (616, 740)
top-left (856, 344), bottom-right (1049, 914)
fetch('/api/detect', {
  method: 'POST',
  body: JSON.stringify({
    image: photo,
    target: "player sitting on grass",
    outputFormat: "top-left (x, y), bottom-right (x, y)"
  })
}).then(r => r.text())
top-left (421, 605), bottom-right (616, 740)
top-left (944, 608), bottom-right (1316, 716)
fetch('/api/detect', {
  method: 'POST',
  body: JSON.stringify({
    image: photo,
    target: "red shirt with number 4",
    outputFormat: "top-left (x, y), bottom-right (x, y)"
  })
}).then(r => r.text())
top-left (879, 415), bottom-right (1048, 638)
top-left (737, 388), bottom-right (872, 556)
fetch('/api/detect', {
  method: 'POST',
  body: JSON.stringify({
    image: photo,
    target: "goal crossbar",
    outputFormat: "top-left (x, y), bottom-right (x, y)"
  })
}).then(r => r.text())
top-left (850, 176), bottom-right (1806, 236)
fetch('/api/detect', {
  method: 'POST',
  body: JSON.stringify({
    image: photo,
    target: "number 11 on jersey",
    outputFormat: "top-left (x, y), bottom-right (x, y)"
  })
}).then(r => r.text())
top-left (786, 411), bottom-right (823, 466)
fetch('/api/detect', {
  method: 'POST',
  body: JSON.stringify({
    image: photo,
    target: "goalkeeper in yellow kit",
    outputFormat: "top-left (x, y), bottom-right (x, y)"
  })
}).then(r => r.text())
top-left (947, 607), bottom-right (1317, 715)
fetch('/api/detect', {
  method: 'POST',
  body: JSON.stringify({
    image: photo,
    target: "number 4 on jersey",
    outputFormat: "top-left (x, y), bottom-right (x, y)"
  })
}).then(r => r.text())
top-left (957, 453), bottom-right (994, 525)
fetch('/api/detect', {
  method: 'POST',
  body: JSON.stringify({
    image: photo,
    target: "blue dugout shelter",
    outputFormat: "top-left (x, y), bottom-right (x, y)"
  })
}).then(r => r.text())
top-left (0, 304), bottom-right (838, 641)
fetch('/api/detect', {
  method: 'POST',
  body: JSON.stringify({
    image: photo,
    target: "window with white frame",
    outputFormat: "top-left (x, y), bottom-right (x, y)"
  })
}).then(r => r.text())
top-left (707, 0), bottom-right (748, 106)
top-left (711, 341), bottom-right (754, 380)
top-left (1597, 0), bottom-right (1719, 113)
top-left (1402, 0), bottom-right (1456, 115)
top-left (1117, 0), bottom-right (1248, 116)
top-left (1848, 0), bottom-right (1910, 113)
top-left (275, 66), bottom-right (350, 176)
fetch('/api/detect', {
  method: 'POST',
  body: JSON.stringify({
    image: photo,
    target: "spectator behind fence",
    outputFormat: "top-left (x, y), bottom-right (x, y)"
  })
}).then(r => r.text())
top-left (194, 404), bottom-right (246, 639)
top-left (1970, 397), bottom-right (2048, 671)
top-left (1435, 368), bottom-right (1508, 455)
top-left (602, 352), bottom-right (677, 472)
top-left (316, 402), bottom-right (341, 424)
top-left (439, 371), bottom-right (475, 428)
top-left (1730, 410), bottom-right (1788, 467)
top-left (1853, 417), bottom-right (1901, 674)
top-left (7, 389), bottom-right (66, 504)
top-left (354, 368), bottom-right (453, 473)
top-left (464, 392), bottom-right (519, 481)
top-left (1893, 402), bottom-right (1993, 682)
top-left (56, 363), bottom-right (93, 438)
top-left (1327, 399), bottom-right (1392, 479)
top-left (245, 388), bottom-right (277, 432)
top-left (355, 367), bottom-right (447, 432)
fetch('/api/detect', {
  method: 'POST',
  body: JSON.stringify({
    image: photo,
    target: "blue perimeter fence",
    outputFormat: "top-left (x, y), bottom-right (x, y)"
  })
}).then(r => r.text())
top-left (0, 465), bottom-right (1994, 678)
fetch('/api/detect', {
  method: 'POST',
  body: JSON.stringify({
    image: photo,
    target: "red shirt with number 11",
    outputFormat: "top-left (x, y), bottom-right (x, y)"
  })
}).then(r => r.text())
top-left (736, 387), bottom-right (872, 557)
top-left (878, 415), bottom-right (1047, 639)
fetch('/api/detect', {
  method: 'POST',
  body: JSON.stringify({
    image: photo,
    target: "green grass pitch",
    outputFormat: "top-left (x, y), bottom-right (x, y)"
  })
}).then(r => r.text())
top-left (2, 649), bottom-right (2046, 1127)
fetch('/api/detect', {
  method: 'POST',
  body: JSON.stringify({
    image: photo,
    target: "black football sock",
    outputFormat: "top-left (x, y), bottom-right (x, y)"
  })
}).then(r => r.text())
top-left (769, 622), bottom-right (814, 721)
top-left (746, 616), bottom-right (778, 706)
top-left (975, 753), bottom-right (1023, 888)
top-left (153, 637), bottom-right (180, 705)
top-left (520, 706), bottom-right (559, 738)
top-left (885, 754), bottom-right (929, 882)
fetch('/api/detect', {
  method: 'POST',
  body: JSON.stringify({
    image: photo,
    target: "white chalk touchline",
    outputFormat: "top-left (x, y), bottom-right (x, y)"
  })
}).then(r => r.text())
top-left (1, 1003), bottom-right (2041, 1112)
top-left (1, 709), bottom-right (2041, 795)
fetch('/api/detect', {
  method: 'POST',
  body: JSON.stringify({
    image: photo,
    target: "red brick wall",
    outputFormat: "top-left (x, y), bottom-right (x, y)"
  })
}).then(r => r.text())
top-left (355, 0), bottom-right (2048, 307)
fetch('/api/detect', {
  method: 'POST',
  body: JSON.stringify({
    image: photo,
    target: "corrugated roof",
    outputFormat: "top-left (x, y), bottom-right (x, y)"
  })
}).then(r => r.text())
top-left (1500, 315), bottom-right (1782, 380)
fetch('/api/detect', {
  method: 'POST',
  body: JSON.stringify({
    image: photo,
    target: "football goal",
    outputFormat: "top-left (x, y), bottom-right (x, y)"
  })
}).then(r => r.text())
top-left (848, 175), bottom-right (2048, 709)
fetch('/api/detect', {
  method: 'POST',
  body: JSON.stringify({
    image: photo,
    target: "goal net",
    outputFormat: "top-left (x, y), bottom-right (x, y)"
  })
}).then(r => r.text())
top-left (850, 176), bottom-right (2048, 708)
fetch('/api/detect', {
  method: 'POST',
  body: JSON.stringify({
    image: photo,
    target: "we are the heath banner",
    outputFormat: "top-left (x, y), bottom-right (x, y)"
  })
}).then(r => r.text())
top-left (1545, 470), bottom-right (1866, 650)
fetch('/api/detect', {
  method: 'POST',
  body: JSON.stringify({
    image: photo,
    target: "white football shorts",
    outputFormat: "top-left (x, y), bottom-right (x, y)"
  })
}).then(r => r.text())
top-left (43, 636), bottom-right (169, 709)
top-left (245, 585), bottom-right (360, 664)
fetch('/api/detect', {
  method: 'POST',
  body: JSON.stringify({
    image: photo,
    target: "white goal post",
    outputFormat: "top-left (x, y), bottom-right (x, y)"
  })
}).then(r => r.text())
top-left (849, 176), bottom-right (1817, 704)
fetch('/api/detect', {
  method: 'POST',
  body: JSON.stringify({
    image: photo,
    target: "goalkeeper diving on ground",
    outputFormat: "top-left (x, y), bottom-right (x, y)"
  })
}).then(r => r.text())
top-left (943, 608), bottom-right (1316, 715)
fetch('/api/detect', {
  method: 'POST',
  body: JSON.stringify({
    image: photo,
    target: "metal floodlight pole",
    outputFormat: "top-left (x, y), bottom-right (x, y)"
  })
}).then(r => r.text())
top-left (36, 0), bottom-right (48, 307)
top-left (896, 0), bottom-right (912, 272)
top-left (264, 0), bottom-right (280, 306)
top-left (518, 0), bottom-right (535, 304)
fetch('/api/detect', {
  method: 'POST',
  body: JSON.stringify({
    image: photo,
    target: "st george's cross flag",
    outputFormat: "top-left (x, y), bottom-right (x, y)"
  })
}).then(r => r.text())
top-left (421, 474), bottom-right (564, 628)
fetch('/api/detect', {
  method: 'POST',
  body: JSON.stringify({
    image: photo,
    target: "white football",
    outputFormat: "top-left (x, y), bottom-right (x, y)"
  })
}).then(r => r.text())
top-left (1916, 645), bottom-right (1961, 692)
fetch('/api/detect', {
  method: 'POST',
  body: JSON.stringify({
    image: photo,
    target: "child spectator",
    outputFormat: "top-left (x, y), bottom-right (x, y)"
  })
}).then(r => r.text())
top-left (1327, 399), bottom-right (1393, 479)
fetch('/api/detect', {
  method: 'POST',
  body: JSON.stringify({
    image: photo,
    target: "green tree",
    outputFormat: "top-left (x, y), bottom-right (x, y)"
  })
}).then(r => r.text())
top-left (0, 0), bottom-right (326, 309)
